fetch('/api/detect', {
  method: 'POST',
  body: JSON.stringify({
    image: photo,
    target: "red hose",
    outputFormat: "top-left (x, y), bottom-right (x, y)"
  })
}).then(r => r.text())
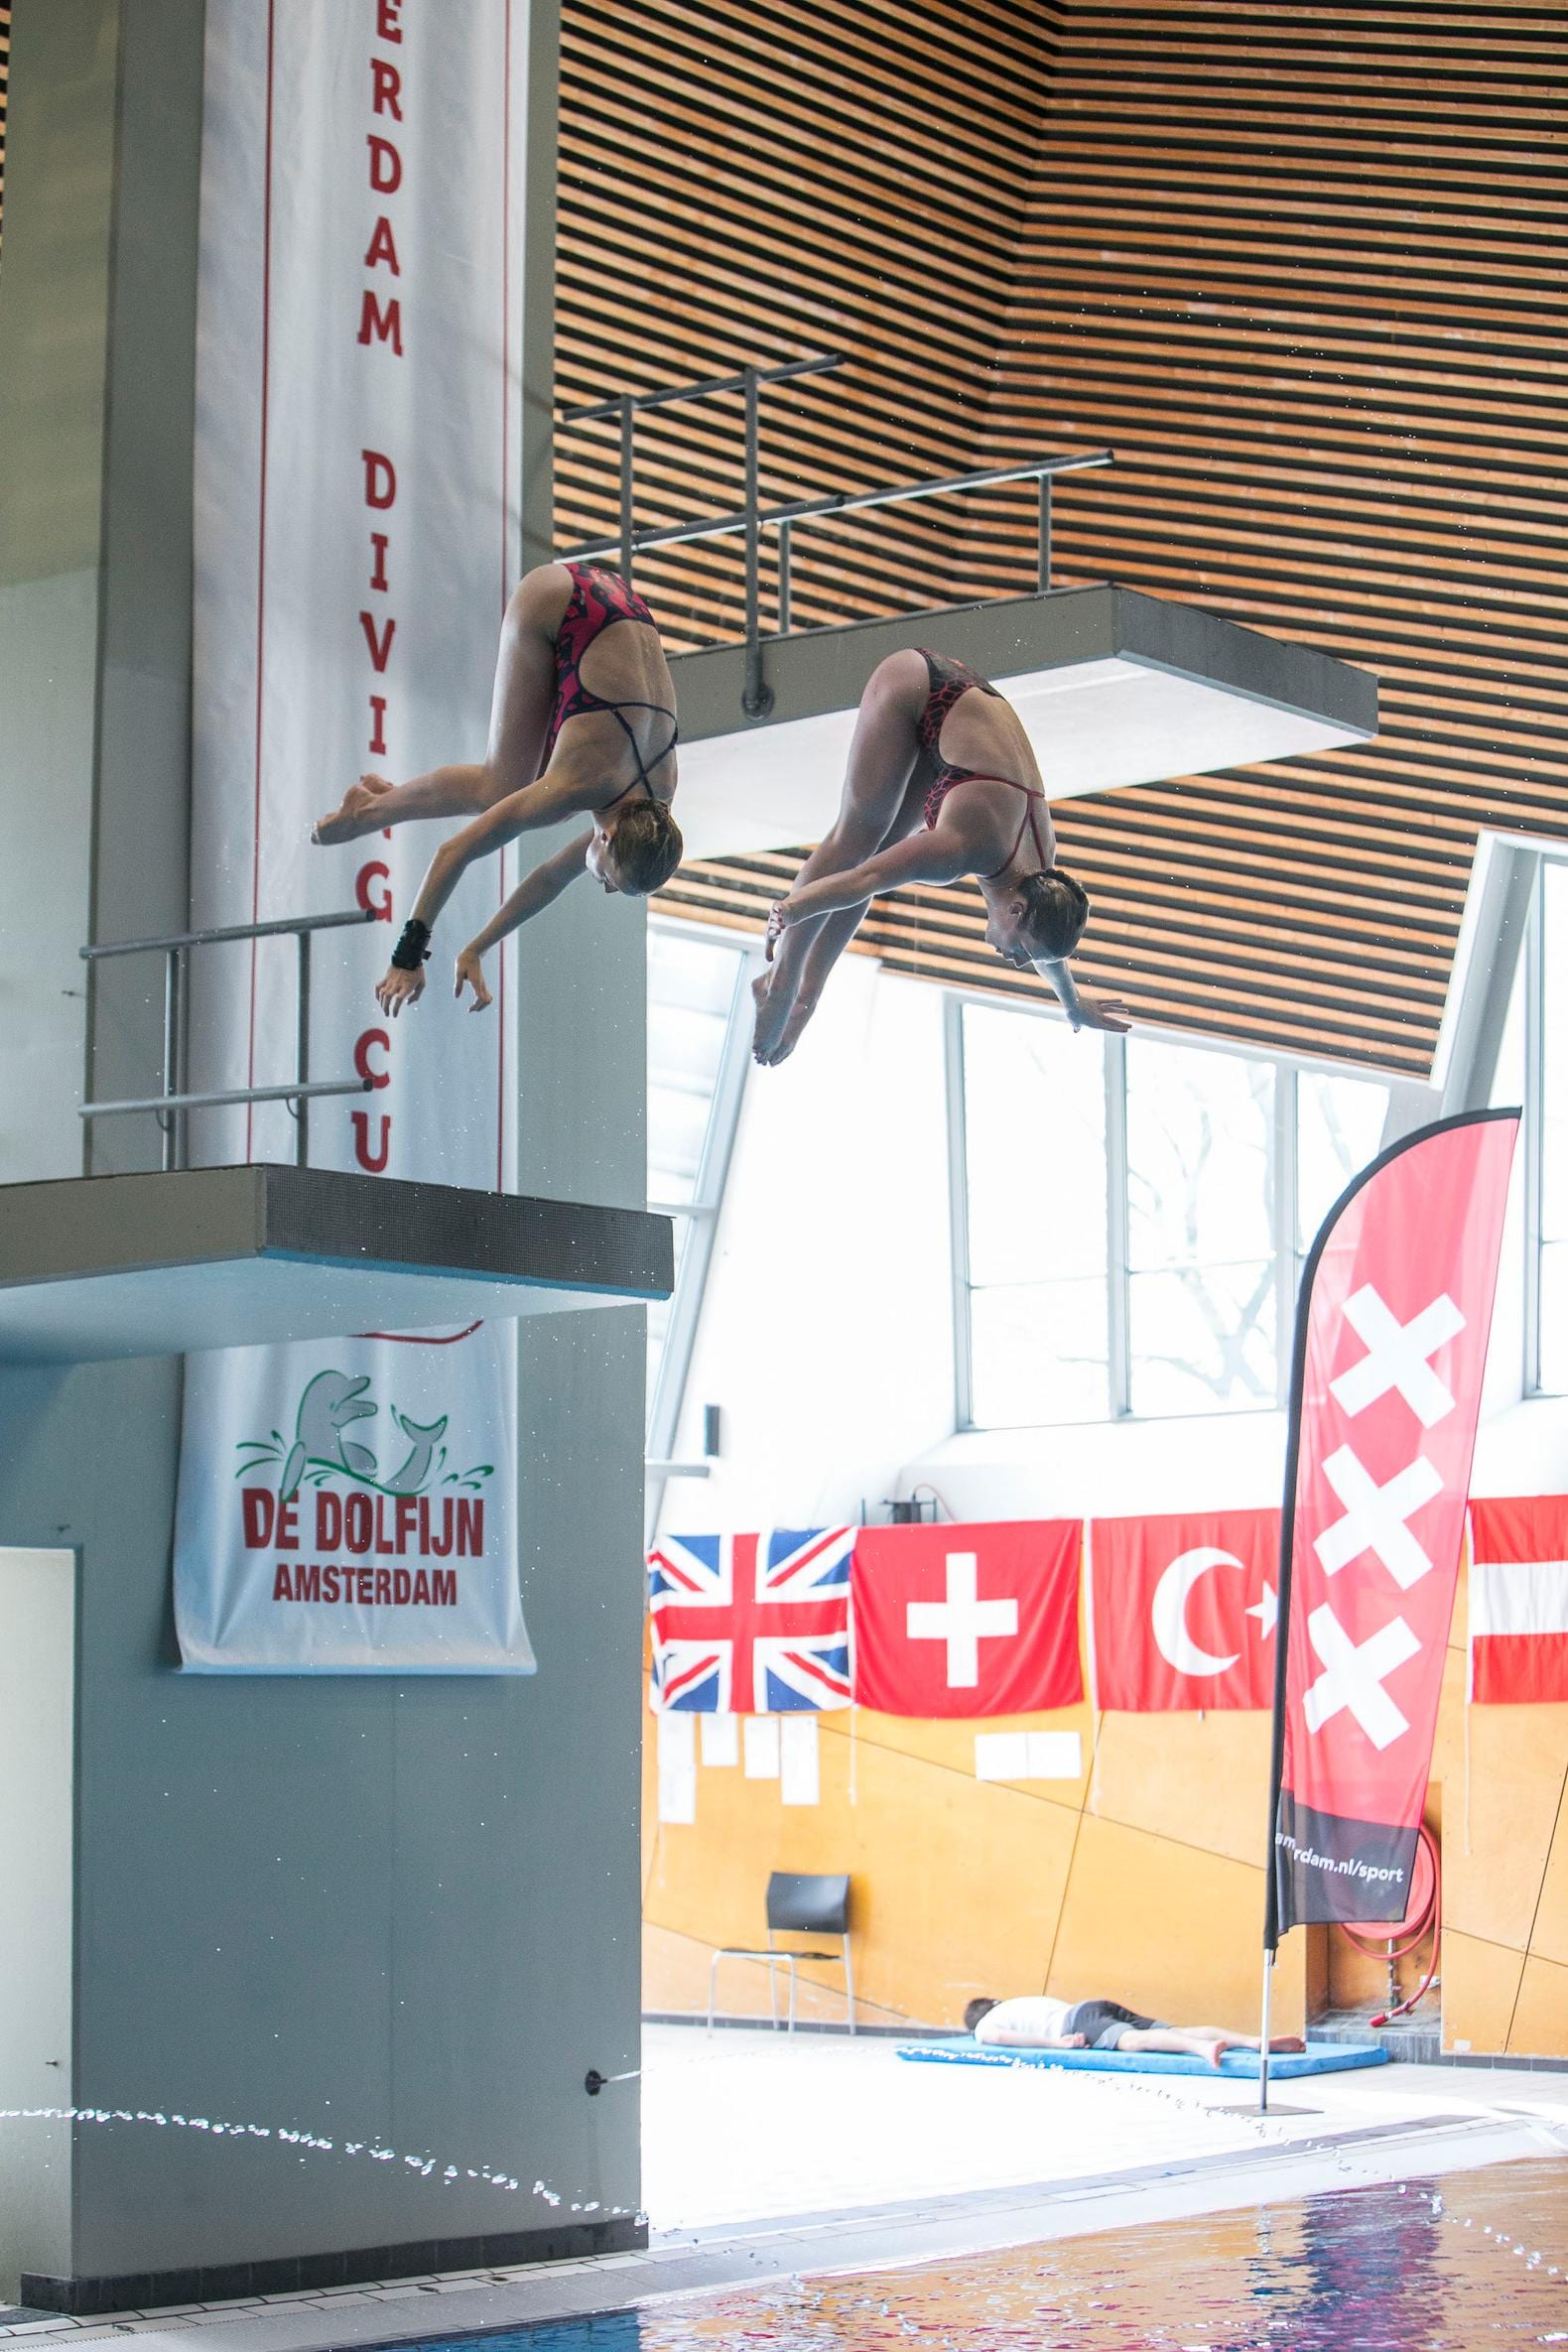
top-left (1340, 1822), bottom-right (1441, 2027)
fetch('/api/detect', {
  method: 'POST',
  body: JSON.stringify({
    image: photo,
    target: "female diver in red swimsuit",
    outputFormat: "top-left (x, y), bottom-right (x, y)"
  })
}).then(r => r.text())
top-left (312, 561), bottom-right (682, 1015)
top-left (752, 648), bottom-right (1129, 1064)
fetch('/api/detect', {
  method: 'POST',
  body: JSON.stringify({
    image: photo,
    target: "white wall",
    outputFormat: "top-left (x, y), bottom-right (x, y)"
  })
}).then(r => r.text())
top-left (660, 932), bottom-right (1568, 1537)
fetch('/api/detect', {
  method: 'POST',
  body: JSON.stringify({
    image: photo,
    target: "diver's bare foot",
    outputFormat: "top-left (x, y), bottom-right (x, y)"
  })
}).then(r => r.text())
top-left (313, 773), bottom-right (393, 845)
top-left (1195, 2034), bottom-right (1235, 2069)
top-left (751, 970), bottom-right (793, 1064)
top-left (1271, 2035), bottom-right (1306, 2054)
top-left (759, 990), bottom-right (819, 1067)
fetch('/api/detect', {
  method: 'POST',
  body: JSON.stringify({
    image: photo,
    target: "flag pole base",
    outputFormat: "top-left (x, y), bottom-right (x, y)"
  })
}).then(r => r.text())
top-left (1258, 1950), bottom-right (1274, 2115)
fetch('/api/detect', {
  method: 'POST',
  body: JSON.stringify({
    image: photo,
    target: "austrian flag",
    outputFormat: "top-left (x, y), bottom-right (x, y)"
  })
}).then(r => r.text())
top-left (1469, 1497), bottom-right (1568, 1704)
top-left (648, 1528), bottom-right (853, 1714)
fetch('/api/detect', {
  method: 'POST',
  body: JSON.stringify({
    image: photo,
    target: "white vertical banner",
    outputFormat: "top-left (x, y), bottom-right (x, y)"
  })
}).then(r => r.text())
top-left (176, 0), bottom-right (535, 1672)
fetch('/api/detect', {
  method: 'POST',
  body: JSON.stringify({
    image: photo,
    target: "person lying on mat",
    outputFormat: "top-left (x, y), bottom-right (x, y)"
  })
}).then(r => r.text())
top-left (751, 647), bottom-right (1129, 1065)
top-left (963, 1995), bottom-right (1306, 2071)
top-left (312, 560), bottom-right (683, 1015)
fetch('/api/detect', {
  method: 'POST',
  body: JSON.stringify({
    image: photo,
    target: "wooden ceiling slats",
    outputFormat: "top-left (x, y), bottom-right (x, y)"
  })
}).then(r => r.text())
top-left (995, 303), bottom-right (1568, 385)
top-left (561, 0), bottom-right (1568, 1074)
top-left (864, 915), bottom-right (1453, 1012)
top-left (1025, 198), bottom-right (1568, 251)
top-left (667, 852), bottom-right (1461, 964)
top-left (1050, 85), bottom-right (1566, 127)
top-left (1057, 799), bottom-right (1475, 881)
top-left (990, 362), bottom-right (1568, 449)
top-left (1044, 483), bottom-right (1567, 566)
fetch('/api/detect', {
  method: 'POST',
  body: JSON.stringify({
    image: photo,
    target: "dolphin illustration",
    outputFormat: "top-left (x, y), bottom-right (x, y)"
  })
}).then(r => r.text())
top-left (385, 1411), bottom-right (448, 1496)
top-left (280, 1371), bottom-right (378, 1501)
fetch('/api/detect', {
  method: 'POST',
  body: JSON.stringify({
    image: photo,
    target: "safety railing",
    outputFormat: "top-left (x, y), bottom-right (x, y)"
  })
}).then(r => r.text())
top-left (80, 908), bottom-right (375, 1173)
top-left (558, 353), bottom-right (1114, 718)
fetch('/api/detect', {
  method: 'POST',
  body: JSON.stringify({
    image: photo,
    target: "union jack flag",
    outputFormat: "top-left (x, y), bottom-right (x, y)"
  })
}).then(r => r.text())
top-left (648, 1527), bottom-right (854, 1714)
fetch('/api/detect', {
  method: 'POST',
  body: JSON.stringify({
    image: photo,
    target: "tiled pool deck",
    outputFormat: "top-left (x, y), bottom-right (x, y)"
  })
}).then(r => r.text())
top-left (2, 2027), bottom-right (1563, 2351)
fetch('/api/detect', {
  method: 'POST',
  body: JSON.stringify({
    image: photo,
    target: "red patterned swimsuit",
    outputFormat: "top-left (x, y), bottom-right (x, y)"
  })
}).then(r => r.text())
top-left (542, 562), bottom-right (679, 800)
top-left (916, 649), bottom-right (1049, 880)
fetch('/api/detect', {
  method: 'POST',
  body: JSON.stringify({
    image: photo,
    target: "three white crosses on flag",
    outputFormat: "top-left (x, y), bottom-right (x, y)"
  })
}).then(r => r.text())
top-left (1302, 1280), bottom-right (1467, 1753)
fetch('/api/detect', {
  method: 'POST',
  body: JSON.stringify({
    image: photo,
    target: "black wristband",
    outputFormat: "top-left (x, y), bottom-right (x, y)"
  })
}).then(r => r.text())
top-left (391, 918), bottom-right (432, 972)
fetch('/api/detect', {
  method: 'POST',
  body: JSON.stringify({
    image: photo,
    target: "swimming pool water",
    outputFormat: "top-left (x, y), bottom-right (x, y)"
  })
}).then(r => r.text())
top-left (388, 2156), bottom-right (1568, 2350)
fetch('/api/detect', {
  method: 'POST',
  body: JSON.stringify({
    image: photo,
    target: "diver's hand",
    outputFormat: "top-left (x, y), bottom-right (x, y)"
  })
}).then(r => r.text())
top-left (375, 964), bottom-right (426, 1018)
top-left (1068, 992), bottom-right (1131, 1035)
top-left (455, 945), bottom-right (492, 1012)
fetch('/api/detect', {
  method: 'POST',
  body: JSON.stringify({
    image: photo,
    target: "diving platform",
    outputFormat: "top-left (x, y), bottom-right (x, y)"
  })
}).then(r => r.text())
top-left (0, 1164), bottom-right (672, 1366)
top-left (668, 584), bottom-right (1377, 859)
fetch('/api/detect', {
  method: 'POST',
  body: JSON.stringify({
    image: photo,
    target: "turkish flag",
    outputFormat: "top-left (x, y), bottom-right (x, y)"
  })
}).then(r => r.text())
top-left (1089, 1509), bottom-right (1280, 1710)
top-left (1468, 1497), bottom-right (1568, 1705)
top-left (851, 1520), bottom-right (1082, 1718)
top-left (1272, 1110), bottom-right (1518, 1936)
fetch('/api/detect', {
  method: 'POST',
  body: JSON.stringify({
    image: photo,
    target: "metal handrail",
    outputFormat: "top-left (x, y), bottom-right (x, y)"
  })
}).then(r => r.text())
top-left (79, 907), bottom-right (375, 1172)
top-left (557, 353), bottom-right (1114, 719)
top-left (560, 351), bottom-right (845, 425)
top-left (561, 450), bottom-right (1113, 566)
top-left (80, 907), bottom-right (383, 962)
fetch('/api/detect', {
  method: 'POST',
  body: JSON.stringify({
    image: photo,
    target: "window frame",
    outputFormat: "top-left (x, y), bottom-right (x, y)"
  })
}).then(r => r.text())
top-left (1521, 854), bottom-right (1568, 1399)
top-left (644, 920), bottom-right (758, 1514)
top-left (948, 990), bottom-right (1388, 1432)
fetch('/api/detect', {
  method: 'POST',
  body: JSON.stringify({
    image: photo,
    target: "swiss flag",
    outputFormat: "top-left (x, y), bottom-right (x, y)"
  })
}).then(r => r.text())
top-left (1469, 1497), bottom-right (1568, 1704)
top-left (1089, 1508), bottom-right (1280, 1711)
top-left (851, 1520), bottom-right (1082, 1718)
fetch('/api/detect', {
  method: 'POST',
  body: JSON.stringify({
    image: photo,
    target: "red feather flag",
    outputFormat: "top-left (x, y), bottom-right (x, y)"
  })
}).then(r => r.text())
top-left (1267, 1111), bottom-right (1518, 1941)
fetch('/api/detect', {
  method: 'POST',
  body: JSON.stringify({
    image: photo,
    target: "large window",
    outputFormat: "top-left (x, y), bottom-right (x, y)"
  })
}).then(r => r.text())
top-left (1125, 1037), bottom-right (1276, 1417)
top-left (952, 998), bottom-right (1388, 1429)
top-left (1295, 1066), bottom-right (1390, 1259)
top-left (1528, 859), bottom-right (1568, 1394)
top-left (954, 1001), bottom-right (1110, 1427)
top-left (646, 924), bottom-right (752, 1449)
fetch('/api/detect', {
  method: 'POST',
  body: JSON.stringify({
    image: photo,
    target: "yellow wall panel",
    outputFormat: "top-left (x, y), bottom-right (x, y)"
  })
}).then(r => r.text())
top-left (643, 1919), bottom-right (900, 2027)
top-left (824, 1702), bottom-right (1096, 1814)
top-left (1441, 1931), bottom-right (1525, 2057)
top-left (1426, 1638), bottom-right (1468, 1788)
top-left (646, 1725), bottom-right (1077, 2026)
top-left (1528, 1778), bottom-right (1568, 1969)
top-left (1507, 1954), bottom-right (1568, 2061)
top-left (1441, 1703), bottom-right (1567, 1952)
top-left (640, 1671), bottom-right (1561, 2052)
top-left (1087, 1709), bottom-right (1274, 1869)
top-left (1044, 1811), bottom-right (1303, 2035)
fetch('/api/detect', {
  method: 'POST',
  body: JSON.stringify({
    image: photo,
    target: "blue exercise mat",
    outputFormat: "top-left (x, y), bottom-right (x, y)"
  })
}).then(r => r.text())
top-left (897, 2038), bottom-right (1388, 2080)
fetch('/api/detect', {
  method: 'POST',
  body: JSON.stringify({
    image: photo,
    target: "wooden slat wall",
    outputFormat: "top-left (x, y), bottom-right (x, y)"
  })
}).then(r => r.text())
top-left (560, 0), bottom-right (1568, 1076)
top-left (964, 0), bottom-right (1568, 1073)
top-left (556, 0), bottom-right (1064, 649)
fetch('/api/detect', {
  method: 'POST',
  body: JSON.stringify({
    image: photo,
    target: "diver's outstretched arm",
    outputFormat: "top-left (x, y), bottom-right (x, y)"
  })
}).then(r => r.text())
top-left (765, 832), bottom-right (969, 954)
top-left (452, 832), bottom-right (594, 1011)
top-left (1036, 959), bottom-right (1132, 1034)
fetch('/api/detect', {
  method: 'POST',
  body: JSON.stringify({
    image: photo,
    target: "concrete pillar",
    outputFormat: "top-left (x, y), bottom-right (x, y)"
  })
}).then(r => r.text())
top-left (0, 0), bottom-right (201, 1186)
top-left (0, 0), bottom-right (646, 2310)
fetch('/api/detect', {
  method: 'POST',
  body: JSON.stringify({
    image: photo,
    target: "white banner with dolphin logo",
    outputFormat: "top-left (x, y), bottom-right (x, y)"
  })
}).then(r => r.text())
top-left (175, 0), bottom-right (534, 1671)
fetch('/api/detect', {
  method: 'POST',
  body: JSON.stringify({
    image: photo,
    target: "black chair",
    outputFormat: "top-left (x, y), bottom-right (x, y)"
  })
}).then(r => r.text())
top-left (707, 1871), bottom-right (854, 2034)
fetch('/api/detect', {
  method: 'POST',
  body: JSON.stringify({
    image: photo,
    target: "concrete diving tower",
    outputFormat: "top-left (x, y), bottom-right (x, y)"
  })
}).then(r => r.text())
top-left (0, 1164), bottom-right (672, 1366)
top-left (669, 585), bottom-right (1377, 859)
